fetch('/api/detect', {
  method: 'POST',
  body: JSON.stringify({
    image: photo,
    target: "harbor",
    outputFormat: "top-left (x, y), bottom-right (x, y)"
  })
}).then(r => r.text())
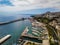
top-left (0, 20), bottom-right (31, 45)
top-left (0, 11), bottom-right (60, 45)
top-left (17, 27), bottom-right (43, 45)
top-left (0, 0), bottom-right (60, 45)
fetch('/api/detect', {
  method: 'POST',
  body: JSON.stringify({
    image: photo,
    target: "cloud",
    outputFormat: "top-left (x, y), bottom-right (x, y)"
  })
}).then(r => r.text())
top-left (10, 0), bottom-right (39, 6)
top-left (10, 0), bottom-right (60, 8)
top-left (0, 5), bottom-right (41, 12)
top-left (0, 0), bottom-right (60, 13)
top-left (10, 0), bottom-right (30, 6)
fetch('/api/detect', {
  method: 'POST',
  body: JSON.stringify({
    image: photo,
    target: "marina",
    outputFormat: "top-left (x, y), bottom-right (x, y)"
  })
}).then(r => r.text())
top-left (17, 26), bottom-right (42, 45)
top-left (0, 17), bottom-right (49, 45)
top-left (21, 27), bottom-right (39, 39)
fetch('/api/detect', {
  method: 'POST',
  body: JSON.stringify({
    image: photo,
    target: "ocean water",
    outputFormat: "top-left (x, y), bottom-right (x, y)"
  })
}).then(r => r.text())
top-left (0, 16), bottom-right (32, 45)
top-left (0, 15), bottom-right (43, 45)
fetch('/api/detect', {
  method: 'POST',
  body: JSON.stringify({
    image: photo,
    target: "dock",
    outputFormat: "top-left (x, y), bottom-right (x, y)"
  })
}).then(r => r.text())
top-left (21, 27), bottom-right (29, 36)
top-left (21, 27), bottom-right (39, 39)
top-left (17, 27), bottom-right (42, 45)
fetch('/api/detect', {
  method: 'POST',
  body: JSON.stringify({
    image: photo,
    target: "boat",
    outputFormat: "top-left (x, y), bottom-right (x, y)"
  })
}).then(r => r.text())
top-left (0, 34), bottom-right (11, 44)
top-left (32, 32), bottom-right (39, 36)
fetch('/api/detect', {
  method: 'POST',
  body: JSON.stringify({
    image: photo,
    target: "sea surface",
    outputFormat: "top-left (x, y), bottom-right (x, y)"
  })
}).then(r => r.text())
top-left (0, 15), bottom-right (32, 45)
top-left (0, 15), bottom-right (43, 45)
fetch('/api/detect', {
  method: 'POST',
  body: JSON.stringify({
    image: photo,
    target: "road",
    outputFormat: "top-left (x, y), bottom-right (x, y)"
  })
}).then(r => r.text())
top-left (46, 24), bottom-right (59, 45)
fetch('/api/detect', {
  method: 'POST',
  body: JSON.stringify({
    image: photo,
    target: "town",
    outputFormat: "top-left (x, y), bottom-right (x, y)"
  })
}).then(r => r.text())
top-left (17, 12), bottom-right (60, 45)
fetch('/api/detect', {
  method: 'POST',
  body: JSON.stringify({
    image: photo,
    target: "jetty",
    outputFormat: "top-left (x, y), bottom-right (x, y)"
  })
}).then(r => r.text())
top-left (0, 34), bottom-right (11, 44)
top-left (0, 18), bottom-right (26, 25)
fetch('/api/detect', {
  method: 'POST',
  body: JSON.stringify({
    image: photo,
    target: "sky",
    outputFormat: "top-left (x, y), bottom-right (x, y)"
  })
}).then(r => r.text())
top-left (0, 0), bottom-right (60, 16)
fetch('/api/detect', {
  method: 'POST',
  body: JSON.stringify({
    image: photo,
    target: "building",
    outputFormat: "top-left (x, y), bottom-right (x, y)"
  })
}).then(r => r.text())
top-left (49, 19), bottom-right (58, 27)
top-left (56, 24), bottom-right (60, 45)
top-left (56, 24), bottom-right (60, 38)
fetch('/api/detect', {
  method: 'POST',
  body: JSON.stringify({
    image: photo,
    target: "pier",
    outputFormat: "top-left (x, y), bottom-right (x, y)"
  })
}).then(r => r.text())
top-left (0, 35), bottom-right (11, 44)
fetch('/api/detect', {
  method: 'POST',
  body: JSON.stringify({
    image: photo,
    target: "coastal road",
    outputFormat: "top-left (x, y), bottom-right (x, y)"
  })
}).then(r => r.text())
top-left (46, 25), bottom-right (59, 45)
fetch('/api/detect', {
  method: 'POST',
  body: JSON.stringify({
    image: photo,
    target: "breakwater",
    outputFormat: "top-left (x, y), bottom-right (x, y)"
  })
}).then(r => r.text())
top-left (0, 18), bottom-right (27, 25)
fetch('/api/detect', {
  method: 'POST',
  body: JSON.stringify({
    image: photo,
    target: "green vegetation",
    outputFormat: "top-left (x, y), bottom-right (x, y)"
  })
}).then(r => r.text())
top-left (31, 16), bottom-right (50, 24)
top-left (46, 25), bottom-right (59, 45)
top-left (31, 16), bottom-right (59, 45)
